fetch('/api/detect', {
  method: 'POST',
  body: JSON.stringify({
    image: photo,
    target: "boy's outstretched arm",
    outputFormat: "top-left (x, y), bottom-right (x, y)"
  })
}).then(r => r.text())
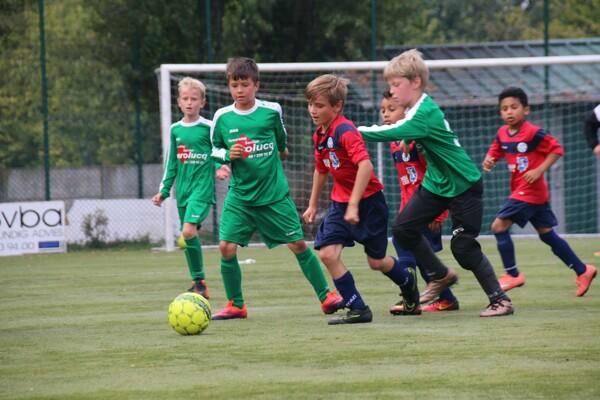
top-left (303, 170), bottom-right (327, 224)
top-left (523, 153), bottom-right (561, 184)
top-left (345, 159), bottom-right (373, 225)
top-left (482, 155), bottom-right (496, 172)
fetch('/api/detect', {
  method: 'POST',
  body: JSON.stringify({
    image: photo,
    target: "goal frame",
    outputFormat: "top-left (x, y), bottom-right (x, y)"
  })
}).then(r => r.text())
top-left (157, 54), bottom-right (600, 251)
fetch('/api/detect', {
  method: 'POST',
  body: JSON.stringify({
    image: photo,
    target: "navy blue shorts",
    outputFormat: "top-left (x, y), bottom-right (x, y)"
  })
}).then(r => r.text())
top-left (496, 198), bottom-right (557, 229)
top-left (315, 191), bottom-right (388, 259)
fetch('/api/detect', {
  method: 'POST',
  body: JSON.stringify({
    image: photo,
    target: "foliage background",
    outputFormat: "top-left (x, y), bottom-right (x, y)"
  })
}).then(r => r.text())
top-left (0, 0), bottom-right (599, 169)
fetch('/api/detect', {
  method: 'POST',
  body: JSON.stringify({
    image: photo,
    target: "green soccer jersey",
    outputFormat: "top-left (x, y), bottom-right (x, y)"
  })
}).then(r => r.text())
top-left (358, 94), bottom-right (481, 197)
top-left (159, 116), bottom-right (217, 206)
top-left (211, 100), bottom-right (290, 206)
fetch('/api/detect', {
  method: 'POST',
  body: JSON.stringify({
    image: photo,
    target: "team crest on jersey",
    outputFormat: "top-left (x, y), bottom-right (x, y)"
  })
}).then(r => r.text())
top-left (327, 137), bottom-right (334, 149)
top-left (517, 156), bottom-right (529, 172)
top-left (329, 152), bottom-right (340, 169)
top-left (517, 142), bottom-right (528, 153)
top-left (406, 166), bottom-right (418, 183)
top-left (402, 152), bottom-right (411, 162)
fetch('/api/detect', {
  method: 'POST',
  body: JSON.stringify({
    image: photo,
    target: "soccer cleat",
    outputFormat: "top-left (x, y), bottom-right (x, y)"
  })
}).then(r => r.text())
top-left (421, 299), bottom-right (460, 312)
top-left (419, 269), bottom-right (458, 304)
top-left (498, 273), bottom-right (526, 292)
top-left (575, 264), bottom-right (597, 297)
top-left (328, 306), bottom-right (373, 325)
top-left (188, 279), bottom-right (210, 299)
top-left (594, 251), bottom-right (600, 257)
top-left (212, 300), bottom-right (247, 320)
top-left (479, 298), bottom-right (514, 317)
top-left (320, 291), bottom-right (344, 314)
top-left (391, 268), bottom-right (422, 315)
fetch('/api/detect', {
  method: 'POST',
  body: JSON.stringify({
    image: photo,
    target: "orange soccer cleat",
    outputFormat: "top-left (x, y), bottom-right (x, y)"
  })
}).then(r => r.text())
top-left (421, 299), bottom-right (460, 312)
top-left (212, 300), bottom-right (248, 320)
top-left (498, 272), bottom-right (526, 292)
top-left (575, 264), bottom-right (597, 297)
top-left (321, 291), bottom-right (344, 314)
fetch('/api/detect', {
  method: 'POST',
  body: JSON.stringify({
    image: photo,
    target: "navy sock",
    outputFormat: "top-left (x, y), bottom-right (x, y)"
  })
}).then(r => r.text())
top-left (333, 271), bottom-right (367, 310)
top-left (539, 230), bottom-right (586, 275)
top-left (383, 257), bottom-right (414, 293)
top-left (494, 231), bottom-right (519, 277)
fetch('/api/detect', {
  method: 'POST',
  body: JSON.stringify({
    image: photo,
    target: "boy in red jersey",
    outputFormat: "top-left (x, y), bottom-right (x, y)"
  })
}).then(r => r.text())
top-left (303, 74), bottom-right (421, 325)
top-left (483, 87), bottom-right (597, 296)
top-left (380, 91), bottom-right (459, 313)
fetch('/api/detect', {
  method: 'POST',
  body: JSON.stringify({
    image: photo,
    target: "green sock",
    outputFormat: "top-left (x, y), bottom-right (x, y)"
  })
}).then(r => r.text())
top-left (221, 256), bottom-right (244, 307)
top-left (295, 248), bottom-right (330, 302)
top-left (184, 236), bottom-right (204, 280)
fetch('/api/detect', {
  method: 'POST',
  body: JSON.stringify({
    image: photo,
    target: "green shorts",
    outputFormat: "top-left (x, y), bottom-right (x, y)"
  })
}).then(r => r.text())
top-left (219, 195), bottom-right (304, 248)
top-left (178, 199), bottom-right (212, 228)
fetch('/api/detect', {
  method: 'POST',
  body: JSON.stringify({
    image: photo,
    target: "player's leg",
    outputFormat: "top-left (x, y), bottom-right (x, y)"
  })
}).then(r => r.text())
top-left (491, 198), bottom-right (532, 291)
top-left (311, 201), bottom-right (371, 324)
top-left (419, 228), bottom-right (459, 312)
top-left (393, 187), bottom-right (458, 303)
top-left (255, 196), bottom-right (343, 312)
top-left (359, 192), bottom-right (420, 315)
top-left (447, 180), bottom-right (512, 316)
top-left (212, 197), bottom-right (255, 320)
top-left (532, 205), bottom-right (597, 296)
top-left (180, 200), bottom-right (212, 298)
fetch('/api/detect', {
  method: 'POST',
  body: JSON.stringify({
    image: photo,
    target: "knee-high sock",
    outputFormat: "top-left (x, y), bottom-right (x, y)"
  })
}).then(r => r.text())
top-left (383, 257), bottom-right (414, 294)
top-left (539, 230), bottom-right (586, 275)
top-left (471, 254), bottom-right (507, 303)
top-left (221, 256), bottom-right (244, 307)
top-left (494, 231), bottom-right (519, 277)
top-left (184, 236), bottom-right (204, 281)
top-left (295, 248), bottom-right (330, 302)
top-left (334, 271), bottom-right (366, 310)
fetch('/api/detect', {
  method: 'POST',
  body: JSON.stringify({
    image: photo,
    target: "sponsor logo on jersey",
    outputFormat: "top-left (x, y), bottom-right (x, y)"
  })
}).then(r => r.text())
top-left (236, 135), bottom-right (274, 159)
top-left (517, 156), bottom-right (529, 172)
top-left (400, 175), bottom-right (410, 186)
top-left (229, 128), bottom-right (239, 133)
top-left (323, 159), bottom-right (331, 168)
top-left (177, 145), bottom-right (208, 163)
top-left (406, 166), bottom-right (418, 183)
top-left (517, 142), bottom-right (528, 153)
top-left (329, 152), bottom-right (340, 169)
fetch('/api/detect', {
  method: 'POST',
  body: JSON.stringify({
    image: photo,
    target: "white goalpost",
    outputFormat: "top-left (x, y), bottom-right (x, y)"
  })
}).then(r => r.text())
top-left (157, 55), bottom-right (600, 251)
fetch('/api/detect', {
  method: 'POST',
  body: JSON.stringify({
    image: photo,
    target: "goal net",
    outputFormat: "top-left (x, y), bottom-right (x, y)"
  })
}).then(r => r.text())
top-left (157, 55), bottom-right (600, 251)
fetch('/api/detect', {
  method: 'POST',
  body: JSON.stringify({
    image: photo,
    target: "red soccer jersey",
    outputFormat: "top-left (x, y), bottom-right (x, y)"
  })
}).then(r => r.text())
top-left (313, 114), bottom-right (383, 203)
top-left (486, 120), bottom-right (564, 204)
top-left (391, 141), bottom-right (448, 222)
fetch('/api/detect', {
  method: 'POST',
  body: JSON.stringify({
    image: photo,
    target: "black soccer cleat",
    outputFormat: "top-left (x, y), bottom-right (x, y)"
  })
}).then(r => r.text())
top-left (328, 306), bottom-right (373, 325)
top-left (188, 279), bottom-right (210, 300)
top-left (397, 267), bottom-right (422, 315)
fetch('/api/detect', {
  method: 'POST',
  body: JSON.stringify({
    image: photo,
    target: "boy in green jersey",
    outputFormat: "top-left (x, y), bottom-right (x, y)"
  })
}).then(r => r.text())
top-left (358, 49), bottom-right (513, 317)
top-left (210, 57), bottom-right (343, 320)
top-left (152, 77), bottom-right (230, 299)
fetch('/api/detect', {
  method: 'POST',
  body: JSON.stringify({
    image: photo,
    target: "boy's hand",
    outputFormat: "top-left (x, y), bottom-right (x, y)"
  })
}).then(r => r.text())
top-left (523, 168), bottom-right (543, 184)
top-left (302, 206), bottom-right (317, 224)
top-left (151, 193), bottom-right (164, 206)
top-left (482, 155), bottom-right (496, 172)
top-left (428, 220), bottom-right (442, 232)
top-left (229, 143), bottom-right (244, 160)
top-left (344, 204), bottom-right (360, 225)
top-left (280, 148), bottom-right (289, 159)
top-left (594, 144), bottom-right (600, 157)
top-left (399, 140), bottom-right (411, 154)
top-left (215, 164), bottom-right (231, 180)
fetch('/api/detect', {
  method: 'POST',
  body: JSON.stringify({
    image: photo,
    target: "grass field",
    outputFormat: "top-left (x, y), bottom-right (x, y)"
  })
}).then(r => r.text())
top-left (1, 237), bottom-right (599, 399)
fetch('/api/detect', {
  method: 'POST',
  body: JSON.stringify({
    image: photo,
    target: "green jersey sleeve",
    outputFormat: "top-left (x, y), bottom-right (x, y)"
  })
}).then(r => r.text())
top-left (358, 94), bottom-right (481, 197)
top-left (159, 129), bottom-right (179, 199)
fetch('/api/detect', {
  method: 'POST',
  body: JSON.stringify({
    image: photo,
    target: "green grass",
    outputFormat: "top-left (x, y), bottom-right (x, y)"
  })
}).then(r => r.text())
top-left (1, 238), bottom-right (599, 399)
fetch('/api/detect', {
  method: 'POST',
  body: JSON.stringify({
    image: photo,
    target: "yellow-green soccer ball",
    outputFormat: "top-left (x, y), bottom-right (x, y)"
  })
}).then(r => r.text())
top-left (168, 292), bottom-right (211, 335)
top-left (176, 234), bottom-right (186, 249)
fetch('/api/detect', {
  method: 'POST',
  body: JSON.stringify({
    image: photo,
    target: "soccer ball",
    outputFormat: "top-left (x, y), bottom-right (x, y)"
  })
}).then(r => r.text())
top-left (176, 234), bottom-right (186, 249)
top-left (168, 292), bottom-right (211, 335)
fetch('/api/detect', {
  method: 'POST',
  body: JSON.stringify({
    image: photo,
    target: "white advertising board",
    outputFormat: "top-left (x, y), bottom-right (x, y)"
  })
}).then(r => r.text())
top-left (0, 201), bottom-right (67, 257)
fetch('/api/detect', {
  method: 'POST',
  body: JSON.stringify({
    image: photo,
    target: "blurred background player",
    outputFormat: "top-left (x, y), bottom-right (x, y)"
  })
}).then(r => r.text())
top-left (583, 104), bottom-right (600, 257)
top-left (483, 87), bottom-right (597, 296)
top-left (380, 91), bottom-right (459, 314)
top-left (152, 77), bottom-right (230, 299)
top-left (583, 104), bottom-right (600, 157)
top-left (303, 74), bottom-right (420, 325)
top-left (210, 57), bottom-right (342, 320)
top-left (358, 49), bottom-right (512, 317)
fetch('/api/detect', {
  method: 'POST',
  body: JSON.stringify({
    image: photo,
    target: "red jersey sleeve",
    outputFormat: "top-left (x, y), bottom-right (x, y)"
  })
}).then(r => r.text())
top-left (340, 130), bottom-right (371, 166)
top-left (487, 133), bottom-right (505, 160)
top-left (536, 130), bottom-right (564, 156)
